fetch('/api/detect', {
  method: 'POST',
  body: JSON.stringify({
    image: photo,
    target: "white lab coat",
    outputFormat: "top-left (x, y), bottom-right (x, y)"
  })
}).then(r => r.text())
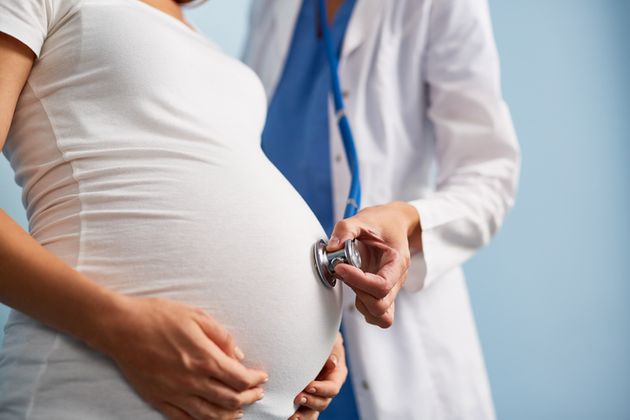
top-left (244, 1), bottom-right (520, 419)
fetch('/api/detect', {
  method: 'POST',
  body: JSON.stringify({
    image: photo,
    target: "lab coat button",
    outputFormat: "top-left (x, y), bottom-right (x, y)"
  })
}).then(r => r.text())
top-left (343, 90), bottom-right (350, 99)
top-left (347, 304), bottom-right (355, 312)
top-left (335, 154), bottom-right (343, 163)
top-left (361, 380), bottom-right (370, 390)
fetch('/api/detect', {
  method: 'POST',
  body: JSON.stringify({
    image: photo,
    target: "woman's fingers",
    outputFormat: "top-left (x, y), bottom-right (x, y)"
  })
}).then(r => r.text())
top-left (193, 311), bottom-right (268, 394)
top-left (203, 346), bottom-right (268, 392)
top-left (306, 363), bottom-right (348, 399)
top-left (158, 402), bottom-right (195, 420)
top-left (306, 374), bottom-right (345, 399)
top-left (107, 298), bottom-right (268, 416)
top-left (294, 393), bottom-right (332, 412)
top-left (195, 378), bottom-right (265, 410)
top-left (288, 406), bottom-right (320, 420)
top-left (292, 332), bottom-right (346, 417)
top-left (194, 310), bottom-right (243, 361)
top-left (172, 396), bottom-right (244, 420)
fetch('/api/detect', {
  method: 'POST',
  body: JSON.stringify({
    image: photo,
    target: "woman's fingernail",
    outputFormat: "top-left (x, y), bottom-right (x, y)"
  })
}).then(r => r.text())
top-left (330, 355), bottom-right (338, 367)
top-left (235, 410), bottom-right (244, 419)
top-left (308, 387), bottom-right (317, 394)
top-left (258, 391), bottom-right (265, 401)
top-left (234, 347), bottom-right (245, 360)
top-left (262, 376), bottom-right (269, 383)
top-left (299, 396), bottom-right (307, 405)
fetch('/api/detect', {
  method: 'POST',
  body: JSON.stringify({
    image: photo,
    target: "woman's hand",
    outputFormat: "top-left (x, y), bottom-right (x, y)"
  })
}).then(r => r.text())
top-left (289, 332), bottom-right (348, 420)
top-left (92, 296), bottom-right (268, 420)
top-left (327, 201), bottom-right (421, 328)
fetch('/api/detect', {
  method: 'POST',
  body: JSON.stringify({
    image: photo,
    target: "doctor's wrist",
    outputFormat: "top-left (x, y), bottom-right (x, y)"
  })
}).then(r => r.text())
top-left (389, 201), bottom-right (422, 253)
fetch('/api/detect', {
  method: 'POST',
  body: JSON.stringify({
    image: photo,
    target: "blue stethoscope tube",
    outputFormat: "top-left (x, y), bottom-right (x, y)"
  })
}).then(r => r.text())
top-left (313, 0), bottom-right (363, 288)
top-left (317, 0), bottom-right (361, 219)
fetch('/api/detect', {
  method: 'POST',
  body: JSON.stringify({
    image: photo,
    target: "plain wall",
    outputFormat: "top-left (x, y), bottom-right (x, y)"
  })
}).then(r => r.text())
top-left (468, 1), bottom-right (630, 419)
top-left (1, 1), bottom-right (628, 419)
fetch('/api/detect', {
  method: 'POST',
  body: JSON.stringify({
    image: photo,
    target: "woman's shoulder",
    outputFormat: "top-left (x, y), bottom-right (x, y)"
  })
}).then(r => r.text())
top-left (0, 0), bottom-right (81, 57)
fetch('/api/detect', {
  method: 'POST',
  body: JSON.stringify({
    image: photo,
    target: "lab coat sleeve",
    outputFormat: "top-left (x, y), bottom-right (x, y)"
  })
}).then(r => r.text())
top-left (241, 0), bottom-right (264, 63)
top-left (405, 0), bottom-right (521, 292)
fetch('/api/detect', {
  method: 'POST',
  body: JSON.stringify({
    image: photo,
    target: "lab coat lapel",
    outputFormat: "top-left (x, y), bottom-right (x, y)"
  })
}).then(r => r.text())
top-left (265, 0), bottom-right (385, 97)
top-left (265, 0), bottom-right (301, 99)
top-left (341, 0), bottom-right (386, 60)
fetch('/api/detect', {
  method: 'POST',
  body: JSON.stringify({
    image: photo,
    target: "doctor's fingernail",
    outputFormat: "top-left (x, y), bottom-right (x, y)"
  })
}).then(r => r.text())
top-left (329, 237), bottom-right (340, 247)
top-left (308, 387), bottom-right (317, 393)
top-left (234, 346), bottom-right (245, 360)
top-left (299, 396), bottom-right (307, 405)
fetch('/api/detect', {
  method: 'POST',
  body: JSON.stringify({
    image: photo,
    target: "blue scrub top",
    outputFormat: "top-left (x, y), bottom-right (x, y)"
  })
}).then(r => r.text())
top-left (261, 0), bottom-right (360, 419)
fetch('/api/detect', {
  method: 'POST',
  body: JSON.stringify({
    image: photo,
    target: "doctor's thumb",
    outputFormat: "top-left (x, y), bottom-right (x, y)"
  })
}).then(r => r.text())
top-left (327, 218), bottom-right (362, 251)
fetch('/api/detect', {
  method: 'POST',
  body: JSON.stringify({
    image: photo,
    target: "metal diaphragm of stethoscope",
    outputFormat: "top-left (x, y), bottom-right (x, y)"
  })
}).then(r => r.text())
top-left (312, 0), bottom-right (363, 288)
top-left (313, 239), bottom-right (362, 288)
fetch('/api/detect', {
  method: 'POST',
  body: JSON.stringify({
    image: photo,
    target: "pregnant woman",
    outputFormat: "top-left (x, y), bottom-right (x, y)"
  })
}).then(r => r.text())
top-left (0, 0), bottom-right (345, 418)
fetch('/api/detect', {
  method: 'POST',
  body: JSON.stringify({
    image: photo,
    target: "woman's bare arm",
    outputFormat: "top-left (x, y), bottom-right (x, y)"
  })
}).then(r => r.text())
top-left (0, 33), bottom-right (119, 342)
top-left (0, 33), bottom-right (124, 335)
top-left (0, 32), bottom-right (266, 419)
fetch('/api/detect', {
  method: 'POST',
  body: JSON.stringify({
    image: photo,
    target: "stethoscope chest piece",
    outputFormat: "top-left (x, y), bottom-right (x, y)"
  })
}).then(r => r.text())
top-left (313, 238), bottom-right (362, 288)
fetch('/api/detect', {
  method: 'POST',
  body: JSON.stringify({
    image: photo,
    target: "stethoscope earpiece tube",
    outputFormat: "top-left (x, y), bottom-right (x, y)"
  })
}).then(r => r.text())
top-left (317, 0), bottom-right (361, 219)
top-left (313, 0), bottom-right (363, 288)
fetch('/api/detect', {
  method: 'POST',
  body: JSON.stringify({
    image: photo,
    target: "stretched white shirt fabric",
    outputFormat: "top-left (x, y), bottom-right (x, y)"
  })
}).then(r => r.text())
top-left (0, 0), bottom-right (342, 419)
top-left (245, 1), bottom-right (521, 419)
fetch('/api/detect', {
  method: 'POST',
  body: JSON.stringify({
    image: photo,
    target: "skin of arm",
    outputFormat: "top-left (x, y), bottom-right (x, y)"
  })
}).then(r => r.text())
top-left (0, 32), bottom-right (268, 420)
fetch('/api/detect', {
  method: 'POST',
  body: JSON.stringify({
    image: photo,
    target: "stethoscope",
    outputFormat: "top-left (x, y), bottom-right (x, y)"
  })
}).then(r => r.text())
top-left (312, 0), bottom-right (363, 288)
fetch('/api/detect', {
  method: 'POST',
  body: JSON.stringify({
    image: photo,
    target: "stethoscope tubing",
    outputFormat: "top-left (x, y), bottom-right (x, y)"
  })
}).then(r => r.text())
top-left (317, 0), bottom-right (362, 219)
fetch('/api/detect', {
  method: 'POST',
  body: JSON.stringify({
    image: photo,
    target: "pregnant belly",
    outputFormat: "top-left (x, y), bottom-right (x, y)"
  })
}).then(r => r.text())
top-left (36, 149), bottom-right (343, 419)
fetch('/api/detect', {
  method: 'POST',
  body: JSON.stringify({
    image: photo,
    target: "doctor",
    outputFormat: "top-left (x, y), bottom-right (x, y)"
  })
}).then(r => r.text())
top-left (245, 0), bottom-right (520, 419)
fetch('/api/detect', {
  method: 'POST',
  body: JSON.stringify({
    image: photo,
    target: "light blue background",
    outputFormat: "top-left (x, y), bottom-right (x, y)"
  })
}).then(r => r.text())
top-left (1, 1), bottom-right (629, 419)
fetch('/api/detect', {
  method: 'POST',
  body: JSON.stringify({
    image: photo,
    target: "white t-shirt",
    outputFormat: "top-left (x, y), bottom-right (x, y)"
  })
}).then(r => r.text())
top-left (0, 1), bottom-right (342, 418)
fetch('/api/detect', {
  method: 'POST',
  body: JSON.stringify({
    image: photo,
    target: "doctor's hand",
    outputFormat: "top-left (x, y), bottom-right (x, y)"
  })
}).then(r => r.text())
top-left (327, 201), bottom-right (421, 328)
top-left (94, 296), bottom-right (268, 420)
top-left (290, 332), bottom-right (348, 420)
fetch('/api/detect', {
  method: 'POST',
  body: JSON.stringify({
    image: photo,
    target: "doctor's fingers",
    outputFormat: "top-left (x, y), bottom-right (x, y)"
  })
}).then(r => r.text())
top-left (326, 218), bottom-right (365, 251)
top-left (334, 263), bottom-right (399, 300)
top-left (352, 270), bottom-right (407, 318)
top-left (356, 296), bottom-right (395, 329)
